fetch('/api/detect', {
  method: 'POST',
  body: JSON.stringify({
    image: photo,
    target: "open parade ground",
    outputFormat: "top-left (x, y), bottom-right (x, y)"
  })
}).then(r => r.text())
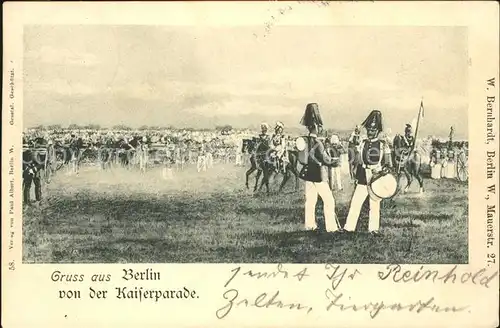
top-left (23, 163), bottom-right (468, 264)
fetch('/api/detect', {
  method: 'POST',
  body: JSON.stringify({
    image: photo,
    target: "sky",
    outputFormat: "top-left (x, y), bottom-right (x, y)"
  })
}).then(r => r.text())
top-left (23, 25), bottom-right (468, 138)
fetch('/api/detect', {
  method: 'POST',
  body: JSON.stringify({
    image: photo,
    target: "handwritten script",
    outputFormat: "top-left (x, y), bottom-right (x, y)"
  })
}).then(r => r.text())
top-left (325, 291), bottom-right (469, 319)
top-left (215, 264), bottom-right (498, 320)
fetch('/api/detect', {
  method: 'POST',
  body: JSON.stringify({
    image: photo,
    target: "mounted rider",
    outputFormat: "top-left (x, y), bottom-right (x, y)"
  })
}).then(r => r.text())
top-left (270, 121), bottom-right (288, 173)
top-left (396, 123), bottom-right (416, 171)
top-left (258, 122), bottom-right (271, 145)
top-left (254, 122), bottom-right (271, 159)
top-left (348, 125), bottom-right (362, 148)
top-left (402, 124), bottom-right (415, 150)
top-left (347, 125), bottom-right (362, 180)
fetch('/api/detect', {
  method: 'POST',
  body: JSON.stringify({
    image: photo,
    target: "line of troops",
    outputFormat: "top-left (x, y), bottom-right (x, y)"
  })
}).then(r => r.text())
top-left (428, 140), bottom-right (467, 180)
top-left (23, 130), bottom-right (244, 168)
top-left (21, 131), bottom-right (245, 204)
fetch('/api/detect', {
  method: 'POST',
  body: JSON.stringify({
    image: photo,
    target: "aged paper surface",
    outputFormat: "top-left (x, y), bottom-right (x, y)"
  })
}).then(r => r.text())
top-left (2, 1), bottom-right (499, 327)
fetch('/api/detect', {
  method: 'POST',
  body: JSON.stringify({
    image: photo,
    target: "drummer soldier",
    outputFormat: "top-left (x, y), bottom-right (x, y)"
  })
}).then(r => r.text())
top-left (343, 110), bottom-right (392, 235)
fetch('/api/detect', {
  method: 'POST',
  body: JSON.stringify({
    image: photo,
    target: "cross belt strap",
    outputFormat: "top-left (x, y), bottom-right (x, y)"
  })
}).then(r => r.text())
top-left (361, 163), bottom-right (382, 170)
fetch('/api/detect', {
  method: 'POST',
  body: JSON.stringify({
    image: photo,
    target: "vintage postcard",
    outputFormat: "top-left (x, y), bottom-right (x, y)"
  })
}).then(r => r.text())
top-left (2, 1), bottom-right (499, 327)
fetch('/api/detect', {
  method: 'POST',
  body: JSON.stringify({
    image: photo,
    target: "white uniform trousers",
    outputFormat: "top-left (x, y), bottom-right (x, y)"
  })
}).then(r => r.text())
top-left (344, 184), bottom-right (381, 232)
top-left (328, 167), bottom-right (343, 191)
top-left (305, 181), bottom-right (339, 232)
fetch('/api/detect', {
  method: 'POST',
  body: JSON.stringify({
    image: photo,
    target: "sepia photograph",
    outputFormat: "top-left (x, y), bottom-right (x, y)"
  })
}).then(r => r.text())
top-left (21, 24), bottom-right (470, 264)
top-left (3, 2), bottom-right (499, 328)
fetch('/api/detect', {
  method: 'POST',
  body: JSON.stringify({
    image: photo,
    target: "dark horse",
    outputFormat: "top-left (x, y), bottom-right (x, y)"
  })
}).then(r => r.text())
top-left (392, 134), bottom-right (424, 193)
top-left (242, 138), bottom-right (299, 193)
top-left (116, 137), bottom-right (141, 168)
top-left (53, 137), bottom-right (87, 174)
top-left (347, 143), bottom-right (359, 181)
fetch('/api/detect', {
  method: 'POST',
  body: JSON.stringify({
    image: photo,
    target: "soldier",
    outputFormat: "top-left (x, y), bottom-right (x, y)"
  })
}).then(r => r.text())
top-left (23, 161), bottom-right (42, 204)
top-left (348, 125), bottom-right (362, 146)
top-left (258, 123), bottom-right (271, 144)
top-left (197, 140), bottom-right (207, 172)
top-left (205, 139), bottom-right (214, 168)
top-left (327, 134), bottom-right (344, 191)
top-left (270, 121), bottom-right (288, 173)
top-left (139, 136), bottom-right (149, 173)
top-left (347, 125), bottom-right (362, 181)
top-left (394, 123), bottom-right (416, 175)
top-left (298, 103), bottom-right (341, 233)
top-left (235, 137), bottom-right (243, 166)
top-left (402, 124), bottom-right (415, 150)
top-left (343, 110), bottom-right (392, 235)
top-left (444, 144), bottom-right (456, 179)
top-left (67, 134), bottom-right (81, 174)
top-left (22, 132), bottom-right (30, 148)
top-left (429, 140), bottom-right (443, 180)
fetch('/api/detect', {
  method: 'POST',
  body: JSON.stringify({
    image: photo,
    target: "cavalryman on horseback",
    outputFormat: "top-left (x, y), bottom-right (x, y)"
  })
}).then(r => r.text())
top-left (403, 123), bottom-right (415, 151)
top-left (348, 125), bottom-right (362, 147)
top-left (395, 123), bottom-right (416, 172)
top-left (270, 121), bottom-right (288, 173)
top-left (347, 125), bottom-right (362, 181)
top-left (255, 122), bottom-right (271, 162)
top-left (392, 121), bottom-right (425, 193)
top-left (258, 122), bottom-right (271, 145)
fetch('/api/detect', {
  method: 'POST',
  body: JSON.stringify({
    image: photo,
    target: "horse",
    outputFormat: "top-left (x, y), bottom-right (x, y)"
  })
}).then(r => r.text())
top-left (92, 139), bottom-right (115, 170)
top-left (116, 137), bottom-right (140, 169)
top-left (242, 138), bottom-right (299, 194)
top-left (56, 137), bottom-right (86, 174)
top-left (392, 134), bottom-right (424, 193)
top-left (27, 137), bottom-right (59, 182)
top-left (243, 138), bottom-right (264, 191)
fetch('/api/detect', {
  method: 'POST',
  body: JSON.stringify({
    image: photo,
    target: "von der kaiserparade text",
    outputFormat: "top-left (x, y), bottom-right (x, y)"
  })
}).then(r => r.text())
top-left (51, 269), bottom-right (199, 302)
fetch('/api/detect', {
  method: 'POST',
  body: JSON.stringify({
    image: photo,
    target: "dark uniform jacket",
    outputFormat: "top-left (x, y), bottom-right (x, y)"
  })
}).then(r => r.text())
top-left (354, 138), bottom-right (391, 185)
top-left (348, 134), bottom-right (361, 148)
top-left (299, 135), bottom-right (336, 183)
top-left (430, 148), bottom-right (441, 164)
top-left (402, 135), bottom-right (415, 153)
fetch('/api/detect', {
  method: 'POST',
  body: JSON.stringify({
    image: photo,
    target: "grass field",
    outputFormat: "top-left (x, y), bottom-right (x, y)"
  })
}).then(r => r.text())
top-left (23, 163), bottom-right (468, 263)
